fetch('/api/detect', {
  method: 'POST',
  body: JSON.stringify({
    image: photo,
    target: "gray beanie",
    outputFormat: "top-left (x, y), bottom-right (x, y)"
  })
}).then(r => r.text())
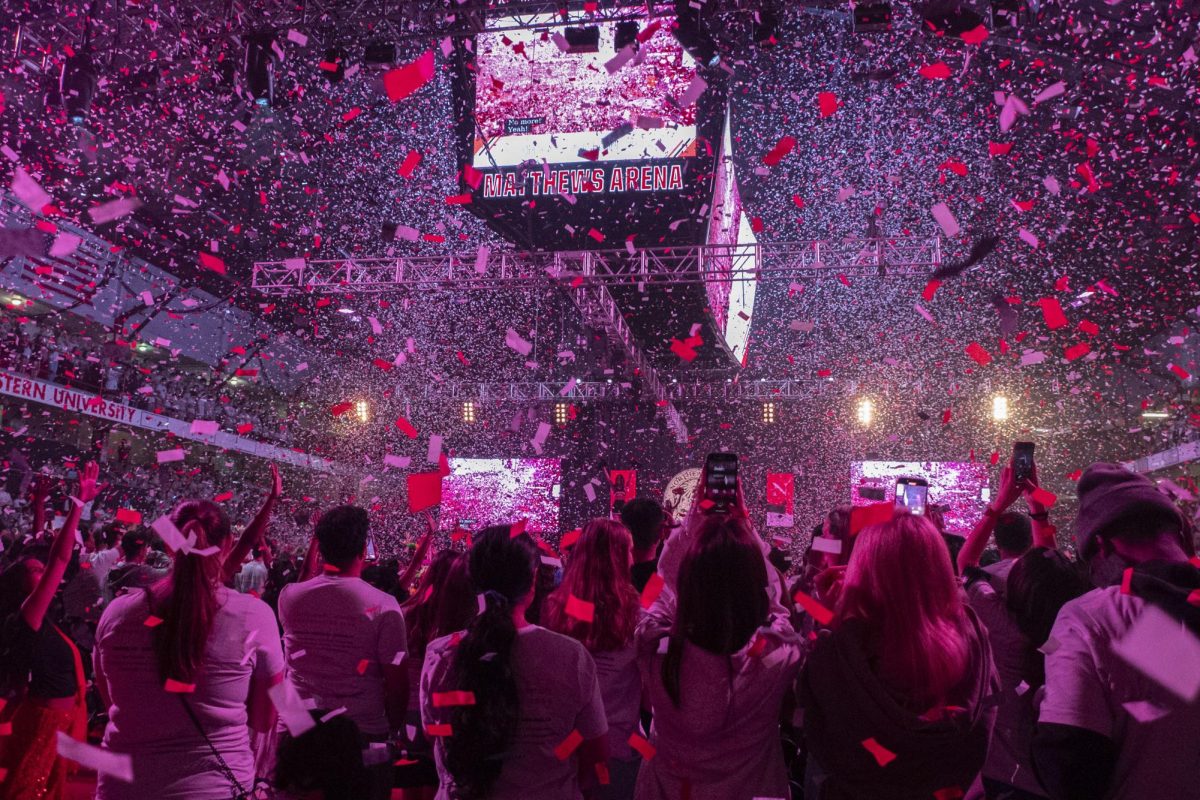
top-left (1075, 462), bottom-right (1185, 558)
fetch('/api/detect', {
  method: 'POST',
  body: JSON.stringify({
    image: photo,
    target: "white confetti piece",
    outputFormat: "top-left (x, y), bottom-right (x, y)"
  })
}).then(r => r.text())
top-left (57, 733), bottom-right (133, 782)
top-left (190, 420), bottom-right (219, 436)
top-left (427, 434), bottom-right (442, 464)
top-left (930, 203), bottom-right (961, 237)
top-left (49, 233), bottom-right (81, 258)
top-left (505, 328), bottom-right (533, 356)
top-left (88, 197), bottom-right (142, 224)
top-left (286, 29), bottom-right (308, 46)
top-left (269, 679), bottom-right (317, 737)
top-left (11, 166), bottom-right (52, 211)
top-left (1018, 228), bottom-right (1039, 248)
top-left (679, 74), bottom-right (707, 106)
top-left (156, 448), bottom-right (185, 464)
top-left (810, 537), bottom-right (843, 554)
top-left (1033, 81), bottom-right (1066, 104)
top-left (1112, 606), bottom-right (1200, 702)
top-left (605, 45), bottom-right (636, 74)
top-left (474, 246), bottom-right (490, 275)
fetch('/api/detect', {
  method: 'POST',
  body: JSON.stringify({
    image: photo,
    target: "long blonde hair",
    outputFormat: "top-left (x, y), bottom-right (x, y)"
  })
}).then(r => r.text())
top-left (836, 511), bottom-right (970, 710)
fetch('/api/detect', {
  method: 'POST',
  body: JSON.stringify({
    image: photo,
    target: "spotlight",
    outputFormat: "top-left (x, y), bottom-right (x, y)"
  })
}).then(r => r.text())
top-left (554, 402), bottom-right (570, 426)
top-left (355, 400), bottom-right (370, 423)
top-left (992, 395), bottom-right (1009, 421)
top-left (853, 2), bottom-right (893, 32)
top-left (762, 401), bottom-right (777, 424)
top-left (563, 26), bottom-right (601, 54)
top-left (320, 46), bottom-right (348, 83)
top-left (614, 21), bottom-right (640, 51)
top-left (243, 32), bottom-right (277, 106)
top-left (1141, 411), bottom-right (1169, 420)
top-left (462, 401), bottom-right (476, 424)
top-left (857, 398), bottom-right (874, 427)
top-left (60, 52), bottom-right (97, 125)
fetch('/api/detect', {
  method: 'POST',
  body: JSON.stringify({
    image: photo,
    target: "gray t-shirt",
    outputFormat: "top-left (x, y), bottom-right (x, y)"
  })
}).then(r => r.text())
top-left (421, 624), bottom-right (608, 800)
top-left (1039, 586), bottom-right (1200, 800)
top-left (278, 575), bottom-right (407, 736)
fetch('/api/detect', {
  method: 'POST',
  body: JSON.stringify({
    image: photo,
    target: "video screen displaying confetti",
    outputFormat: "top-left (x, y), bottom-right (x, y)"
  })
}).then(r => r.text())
top-left (472, 15), bottom-right (699, 167)
top-left (850, 461), bottom-right (990, 536)
top-left (440, 457), bottom-right (562, 533)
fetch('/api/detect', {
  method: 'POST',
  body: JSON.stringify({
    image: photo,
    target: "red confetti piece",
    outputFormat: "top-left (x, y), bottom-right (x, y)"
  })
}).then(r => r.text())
top-left (144, 615), bottom-right (163, 628)
top-left (1029, 487), bottom-right (1058, 508)
top-left (1078, 320), bottom-right (1099, 336)
top-left (198, 252), bottom-right (226, 274)
top-left (394, 417), bottom-right (418, 438)
top-left (356, 659), bottom-right (369, 675)
top-left (793, 590), bottom-right (834, 626)
top-left (445, 193), bottom-right (472, 205)
top-left (919, 62), bottom-right (952, 79)
top-left (509, 519), bottom-right (528, 538)
top-left (407, 472), bottom-right (442, 513)
top-left (817, 92), bottom-right (838, 117)
top-left (236, 423), bottom-right (253, 434)
top-left (1068, 470), bottom-right (1083, 481)
top-left (115, 508), bottom-right (142, 525)
top-left (1064, 342), bottom-right (1091, 361)
top-left (553, 729), bottom-right (584, 761)
top-left (628, 733), bottom-right (656, 761)
top-left (850, 502), bottom-right (893, 535)
top-left (587, 228), bottom-right (605, 242)
top-left (670, 338), bottom-right (699, 362)
top-left (1039, 297), bottom-right (1069, 330)
top-left (762, 136), bottom-right (797, 166)
top-left (164, 679), bottom-right (196, 693)
top-left (965, 342), bottom-right (992, 366)
top-left (922, 280), bottom-right (942, 301)
top-left (942, 408), bottom-right (953, 424)
top-left (862, 737), bottom-right (897, 767)
top-left (1186, 589), bottom-right (1200, 607)
top-left (934, 788), bottom-right (965, 800)
top-left (383, 50), bottom-right (435, 102)
top-left (372, 358), bottom-right (395, 371)
top-left (432, 691), bottom-right (477, 708)
top-left (639, 573), bottom-right (665, 609)
top-left (565, 594), bottom-right (596, 623)
top-left (938, 159), bottom-right (968, 177)
top-left (560, 529), bottom-right (582, 550)
top-left (341, 106), bottom-right (362, 122)
top-left (425, 723), bottom-right (452, 737)
top-left (398, 150), bottom-right (422, 178)
top-left (1120, 567), bottom-right (1134, 595)
top-left (330, 402), bottom-right (353, 416)
top-left (960, 25), bottom-right (989, 45)
top-left (1168, 363), bottom-right (1191, 381)
top-left (213, 492), bottom-right (233, 503)
top-left (988, 142), bottom-right (1013, 156)
top-left (990, 452), bottom-right (1000, 466)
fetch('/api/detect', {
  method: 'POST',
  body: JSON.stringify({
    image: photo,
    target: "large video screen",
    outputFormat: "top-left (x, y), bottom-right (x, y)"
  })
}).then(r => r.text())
top-left (850, 461), bottom-right (990, 536)
top-left (473, 15), bottom-right (699, 168)
top-left (440, 458), bottom-right (562, 534)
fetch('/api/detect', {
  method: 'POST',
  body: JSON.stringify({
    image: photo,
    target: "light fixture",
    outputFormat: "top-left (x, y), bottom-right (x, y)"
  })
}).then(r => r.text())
top-left (60, 52), bottom-right (97, 125)
top-left (554, 402), bottom-right (570, 426)
top-left (243, 32), bottom-right (277, 106)
top-left (762, 401), bottom-right (776, 424)
top-left (856, 398), bottom-right (873, 427)
top-left (336, 307), bottom-right (354, 314)
top-left (992, 395), bottom-right (1009, 421)
top-left (1141, 411), bottom-right (1169, 420)
top-left (355, 400), bottom-right (370, 423)
top-left (462, 401), bottom-right (476, 424)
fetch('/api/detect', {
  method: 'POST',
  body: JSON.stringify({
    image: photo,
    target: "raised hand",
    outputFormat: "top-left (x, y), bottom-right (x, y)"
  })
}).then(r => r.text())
top-left (77, 461), bottom-right (102, 504)
top-left (269, 463), bottom-right (283, 500)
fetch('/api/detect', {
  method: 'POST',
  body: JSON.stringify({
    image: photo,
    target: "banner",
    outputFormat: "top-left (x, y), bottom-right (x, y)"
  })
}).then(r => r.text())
top-left (766, 472), bottom-right (794, 528)
top-left (609, 469), bottom-right (637, 516)
top-left (0, 371), bottom-right (339, 473)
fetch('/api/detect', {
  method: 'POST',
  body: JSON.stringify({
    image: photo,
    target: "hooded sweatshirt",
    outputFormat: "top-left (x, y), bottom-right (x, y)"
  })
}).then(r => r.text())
top-left (799, 608), bottom-right (998, 800)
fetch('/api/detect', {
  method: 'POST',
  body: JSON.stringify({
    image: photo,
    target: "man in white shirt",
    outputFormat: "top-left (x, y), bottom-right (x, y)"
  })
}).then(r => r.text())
top-left (234, 544), bottom-right (270, 595)
top-left (278, 505), bottom-right (408, 800)
top-left (1033, 463), bottom-right (1200, 800)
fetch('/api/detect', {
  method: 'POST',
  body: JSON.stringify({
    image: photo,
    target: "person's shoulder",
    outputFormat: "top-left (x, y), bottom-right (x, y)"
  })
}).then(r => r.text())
top-left (223, 587), bottom-right (276, 619)
top-left (522, 625), bottom-right (593, 661)
top-left (98, 589), bottom-right (149, 628)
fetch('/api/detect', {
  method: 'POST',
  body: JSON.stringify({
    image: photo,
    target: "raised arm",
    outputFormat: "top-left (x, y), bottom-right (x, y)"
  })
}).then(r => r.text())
top-left (958, 464), bottom-right (1023, 574)
top-left (1023, 464), bottom-right (1058, 550)
top-left (30, 472), bottom-right (51, 539)
top-left (223, 463), bottom-right (282, 583)
top-left (298, 533), bottom-right (322, 582)
top-left (21, 462), bottom-right (101, 631)
top-left (396, 511), bottom-right (436, 592)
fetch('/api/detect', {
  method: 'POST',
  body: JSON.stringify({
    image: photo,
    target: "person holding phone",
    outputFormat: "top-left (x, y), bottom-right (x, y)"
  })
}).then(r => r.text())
top-left (633, 457), bottom-right (803, 800)
top-left (277, 505), bottom-right (410, 800)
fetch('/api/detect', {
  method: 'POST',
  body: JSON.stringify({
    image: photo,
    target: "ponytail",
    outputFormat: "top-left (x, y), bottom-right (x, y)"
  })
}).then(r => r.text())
top-left (152, 500), bottom-right (231, 684)
top-left (442, 526), bottom-right (538, 800)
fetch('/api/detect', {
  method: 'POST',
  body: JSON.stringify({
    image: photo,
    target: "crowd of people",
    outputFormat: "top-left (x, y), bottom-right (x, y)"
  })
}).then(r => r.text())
top-left (0, 448), bottom-right (1197, 800)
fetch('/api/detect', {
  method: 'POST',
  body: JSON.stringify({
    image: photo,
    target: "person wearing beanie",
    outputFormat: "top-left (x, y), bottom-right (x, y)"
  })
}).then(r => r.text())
top-left (1032, 463), bottom-right (1200, 800)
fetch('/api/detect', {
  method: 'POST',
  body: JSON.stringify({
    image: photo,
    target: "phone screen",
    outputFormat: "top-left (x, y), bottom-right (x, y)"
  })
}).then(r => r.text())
top-left (705, 453), bottom-right (739, 512)
top-left (895, 478), bottom-right (929, 516)
top-left (365, 532), bottom-right (378, 562)
top-left (1013, 442), bottom-right (1035, 484)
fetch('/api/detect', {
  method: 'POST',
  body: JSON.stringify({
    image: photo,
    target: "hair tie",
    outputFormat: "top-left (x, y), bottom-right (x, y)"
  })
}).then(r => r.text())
top-left (480, 590), bottom-right (511, 613)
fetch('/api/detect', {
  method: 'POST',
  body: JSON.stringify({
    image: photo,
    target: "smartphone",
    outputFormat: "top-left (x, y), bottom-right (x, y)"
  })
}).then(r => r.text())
top-left (1012, 441), bottom-right (1035, 485)
top-left (704, 452), bottom-right (739, 513)
top-left (895, 477), bottom-right (929, 516)
top-left (365, 532), bottom-right (378, 562)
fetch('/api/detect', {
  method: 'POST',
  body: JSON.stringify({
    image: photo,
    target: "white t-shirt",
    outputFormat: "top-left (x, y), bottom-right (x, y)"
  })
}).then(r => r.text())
top-left (1039, 586), bottom-right (1200, 800)
top-left (421, 624), bottom-right (608, 800)
top-left (590, 637), bottom-right (642, 760)
top-left (278, 574), bottom-right (407, 736)
top-left (94, 587), bottom-right (285, 800)
top-left (87, 546), bottom-right (122, 587)
top-left (235, 560), bottom-right (269, 595)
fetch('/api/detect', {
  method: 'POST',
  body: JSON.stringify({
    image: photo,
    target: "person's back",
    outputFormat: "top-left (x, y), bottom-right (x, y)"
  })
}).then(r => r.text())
top-left (636, 513), bottom-right (803, 800)
top-left (620, 498), bottom-right (667, 593)
top-left (800, 512), bottom-right (997, 800)
top-left (1034, 463), bottom-right (1200, 800)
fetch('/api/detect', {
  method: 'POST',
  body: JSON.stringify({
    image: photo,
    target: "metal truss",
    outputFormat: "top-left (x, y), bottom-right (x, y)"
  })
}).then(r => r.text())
top-left (251, 236), bottom-right (943, 294)
top-left (406, 378), bottom-right (829, 404)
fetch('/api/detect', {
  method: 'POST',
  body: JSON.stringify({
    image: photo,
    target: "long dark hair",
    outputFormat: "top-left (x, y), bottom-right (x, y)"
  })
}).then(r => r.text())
top-left (442, 526), bottom-right (538, 799)
top-left (543, 518), bottom-right (641, 651)
top-left (151, 500), bottom-right (232, 684)
top-left (663, 515), bottom-right (769, 706)
top-left (1006, 547), bottom-right (1090, 684)
top-left (402, 550), bottom-right (475, 658)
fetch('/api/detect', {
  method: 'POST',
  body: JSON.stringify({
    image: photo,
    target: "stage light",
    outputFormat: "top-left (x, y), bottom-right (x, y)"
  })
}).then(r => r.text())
top-left (364, 40), bottom-right (396, 68)
top-left (243, 32), bottom-right (277, 106)
top-left (60, 53), bottom-right (97, 125)
top-left (462, 401), bottom-right (476, 424)
top-left (355, 400), bottom-right (370, 423)
top-left (762, 402), bottom-right (776, 424)
top-left (1141, 411), bottom-right (1169, 420)
top-left (992, 395), bottom-right (1009, 421)
top-left (321, 47), bottom-right (348, 83)
top-left (554, 402), bottom-right (570, 426)
top-left (857, 398), bottom-right (873, 427)
top-left (563, 26), bottom-right (601, 54)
